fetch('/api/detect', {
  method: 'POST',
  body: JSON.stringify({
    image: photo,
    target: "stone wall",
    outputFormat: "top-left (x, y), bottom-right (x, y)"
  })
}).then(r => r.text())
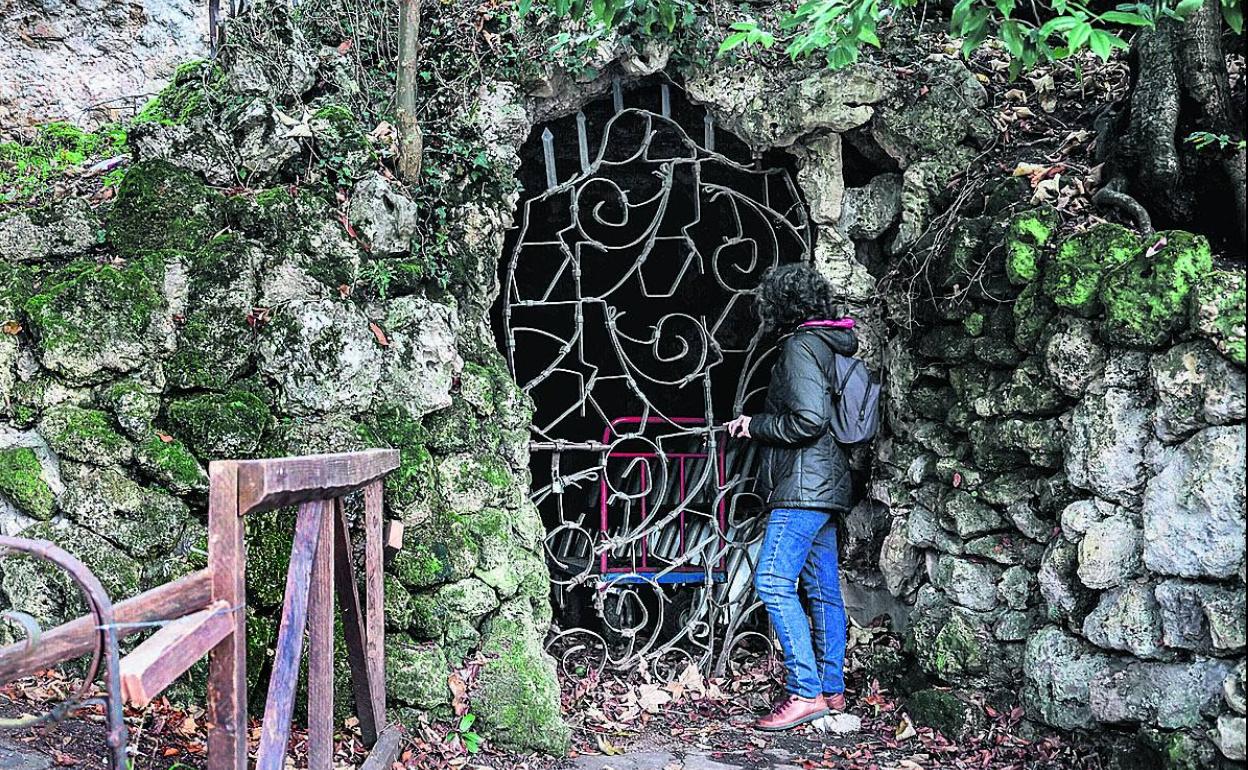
top-left (873, 204), bottom-right (1247, 765)
top-left (1, 0), bottom-right (207, 139)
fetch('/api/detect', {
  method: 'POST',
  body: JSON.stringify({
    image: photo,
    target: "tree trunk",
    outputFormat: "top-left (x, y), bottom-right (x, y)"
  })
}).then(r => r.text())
top-left (396, 0), bottom-right (423, 183)
top-left (1096, 0), bottom-right (1245, 250)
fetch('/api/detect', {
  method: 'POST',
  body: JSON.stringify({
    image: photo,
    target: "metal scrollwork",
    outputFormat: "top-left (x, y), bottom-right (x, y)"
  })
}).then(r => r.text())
top-left (498, 81), bottom-right (811, 680)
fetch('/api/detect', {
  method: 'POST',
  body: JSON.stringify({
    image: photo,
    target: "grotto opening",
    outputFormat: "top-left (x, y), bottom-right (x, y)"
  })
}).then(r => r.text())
top-left (491, 79), bottom-right (826, 676)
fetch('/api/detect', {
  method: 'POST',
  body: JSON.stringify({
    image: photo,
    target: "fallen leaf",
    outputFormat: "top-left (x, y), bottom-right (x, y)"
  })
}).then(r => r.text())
top-left (596, 735), bottom-right (623, 755)
top-left (1, 320), bottom-right (20, 335)
top-left (369, 322), bottom-right (390, 347)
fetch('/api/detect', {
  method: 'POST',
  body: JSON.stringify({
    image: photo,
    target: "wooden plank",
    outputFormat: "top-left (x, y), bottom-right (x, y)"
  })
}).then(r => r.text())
top-left (255, 499), bottom-right (326, 770)
top-left (0, 568), bottom-right (213, 685)
top-left (235, 450), bottom-right (400, 517)
top-left (119, 601), bottom-right (232, 707)
top-left (363, 480), bottom-right (386, 727)
top-left (307, 497), bottom-right (335, 770)
top-left (358, 726), bottom-right (403, 770)
top-left (383, 519), bottom-right (404, 558)
top-left (206, 461), bottom-right (247, 770)
top-left (333, 499), bottom-right (380, 745)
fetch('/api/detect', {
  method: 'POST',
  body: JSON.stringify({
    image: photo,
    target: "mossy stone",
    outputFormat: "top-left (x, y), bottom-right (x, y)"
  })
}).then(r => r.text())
top-left (1099, 230), bottom-right (1211, 348)
top-left (38, 404), bottom-right (132, 465)
top-left (166, 234), bottom-right (258, 390)
top-left (107, 159), bottom-right (219, 258)
top-left (245, 509), bottom-right (295, 608)
top-left (23, 261), bottom-right (165, 383)
top-left (0, 446), bottom-right (54, 520)
top-left (1190, 268), bottom-right (1246, 366)
top-left (100, 379), bottom-right (161, 438)
top-left (133, 432), bottom-right (209, 495)
top-left (474, 598), bottom-right (570, 753)
top-left (905, 688), bottom-right (976, 738)
top-left (132, 60), bottom-right (217, 128)
top-left (358, 404), bottom-right (435, 510)
top-left (1004, 206), bottom-right (1058, 285)
top-left (386, 636), bottom-right (453, 713)
top-left (167, 390), bottom-right (269, 458)
top-left (1013, 282), bottom-right (1055, 352)
top-left (1042, 223), bottom-right (1141, 316)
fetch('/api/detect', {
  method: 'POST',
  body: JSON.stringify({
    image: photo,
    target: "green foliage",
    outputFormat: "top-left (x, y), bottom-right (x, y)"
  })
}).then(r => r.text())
top-left (449, 712), bottom-right (484, 754)
top-left (1186, 131), bottom-right (1248, 152)
top-left (519, 0), bottom-right (696, 38)
top-left (0, 122), bottom-right (128, 203)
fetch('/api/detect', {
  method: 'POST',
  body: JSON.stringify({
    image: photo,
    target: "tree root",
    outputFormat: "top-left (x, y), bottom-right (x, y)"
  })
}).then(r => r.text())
top-left (1093, 179), bottom-right (1154, 234)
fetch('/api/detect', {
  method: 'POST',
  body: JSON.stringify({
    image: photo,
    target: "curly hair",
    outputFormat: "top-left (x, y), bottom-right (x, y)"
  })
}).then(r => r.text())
top-left (754, 263), bottom-right (838, 332)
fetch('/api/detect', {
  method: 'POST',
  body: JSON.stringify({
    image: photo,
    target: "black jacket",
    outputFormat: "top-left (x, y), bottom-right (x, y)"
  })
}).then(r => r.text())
top-left (750, 326), bottom-right (858, 513)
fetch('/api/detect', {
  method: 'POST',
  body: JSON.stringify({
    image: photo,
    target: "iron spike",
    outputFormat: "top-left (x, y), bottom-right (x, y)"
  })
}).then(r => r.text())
top-left (542, 127), bottom-right (557, 190)
top-left (576, 110), bottom-right (590, 174)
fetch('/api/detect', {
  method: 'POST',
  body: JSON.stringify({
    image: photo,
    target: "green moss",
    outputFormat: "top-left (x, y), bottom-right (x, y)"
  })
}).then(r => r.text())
top-left (22, 261), bottom-right (163, 377)
top-left (134, 433), bottom-right (208, 495)
top-left (37, 405), bottom-right (132, 465)
top-left (132, 61), bottom-right (218, 127)
top-left (0, 122), bottom-right (128, 204)
top-left (386, 637), bottom-right (452, 713)
top-left (905, 688), bottom-right (973, 738)
top-left (0, 447), bottom-right (55, 520)
top-left (167, 390), bottom-right (270, 459)
top-left (166, 234), bottom-right (257, 390)
top-left (1004, 206), bottom-right (1058, 285)
top-left (107, 159), bottom-right (219, 259)
top-left (1041, 223), bottom-right (1141, 315)
top-left (1012, 282), bottom-right (1055, 352)
top-left (1099, 230), bottom-right (1212, 348)
top-left (1190, 269), bottom-right (1246, 366)
top-left (358, 404), bottom-right (435, 509)
top-left (961, 312), bottom-right (985, 337)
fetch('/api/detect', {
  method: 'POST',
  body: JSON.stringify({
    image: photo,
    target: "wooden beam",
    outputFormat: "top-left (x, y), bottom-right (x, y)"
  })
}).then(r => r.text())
top-left (255, 499), bottom-right (326, 770)
top-left (307, 496), bottom-right (336, 770)
top-left (235, 450), bottom-right (400, 517)
top-left (333, 500), bottom-right (380, 745)
top-left (206, 461), bottom-right (247, 770)
top-left (359, 726), bottom-right (403, 770)
top-left (0, 568), bottom-right (213, 685)
top-left (383, 519), bottom-right (404, 559)
top-left (363, 480), bottom-right (386, 727)
top-left (119, 601), bottom-right (233, 707)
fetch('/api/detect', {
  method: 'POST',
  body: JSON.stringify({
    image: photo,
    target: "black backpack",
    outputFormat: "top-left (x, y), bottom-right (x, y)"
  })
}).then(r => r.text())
top-left (827, 353), bottom-right (882, 445)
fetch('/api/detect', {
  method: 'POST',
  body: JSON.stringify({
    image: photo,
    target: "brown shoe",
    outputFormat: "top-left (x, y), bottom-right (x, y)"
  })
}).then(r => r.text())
top-left (824, 692), bottom-right (846, 711)
top-left (755, 694), bottom-right (829, 731)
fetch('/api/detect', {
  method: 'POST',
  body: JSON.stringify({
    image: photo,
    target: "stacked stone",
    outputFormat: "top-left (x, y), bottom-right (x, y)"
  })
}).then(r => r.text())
top-left (875, 203), bottom-right (1246, 763)
top-left (0, 4), bottom-right (566, 752)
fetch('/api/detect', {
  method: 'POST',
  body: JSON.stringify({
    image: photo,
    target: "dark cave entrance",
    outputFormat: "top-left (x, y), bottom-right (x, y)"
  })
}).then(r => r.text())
top-left (489, 78), bottom-right (814, 672)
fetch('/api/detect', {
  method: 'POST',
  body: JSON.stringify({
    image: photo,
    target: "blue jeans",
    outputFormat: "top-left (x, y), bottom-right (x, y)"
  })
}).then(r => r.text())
top-left (753, 507), bottom-right (847, 698)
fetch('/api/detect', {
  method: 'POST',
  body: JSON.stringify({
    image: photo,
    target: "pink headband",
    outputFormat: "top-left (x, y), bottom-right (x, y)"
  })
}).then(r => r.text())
top-left (800, 318), bottom-right (856, 329)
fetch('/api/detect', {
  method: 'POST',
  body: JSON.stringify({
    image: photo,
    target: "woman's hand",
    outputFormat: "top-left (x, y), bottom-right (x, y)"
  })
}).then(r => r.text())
top-left (725, 415), bottom-right (752, 438)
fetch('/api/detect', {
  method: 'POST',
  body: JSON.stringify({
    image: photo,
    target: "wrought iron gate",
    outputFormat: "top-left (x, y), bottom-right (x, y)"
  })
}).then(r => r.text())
top-left (497, 80), bottom-right (812, 678)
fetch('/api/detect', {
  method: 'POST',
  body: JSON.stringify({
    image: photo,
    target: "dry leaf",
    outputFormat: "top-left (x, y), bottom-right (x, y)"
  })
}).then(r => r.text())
top-left (1, 319), bottom-right (21, 335)
top-left (369, 322), bottom-right (390, 347)
top-left (596, 735), bottom-right (623, 755)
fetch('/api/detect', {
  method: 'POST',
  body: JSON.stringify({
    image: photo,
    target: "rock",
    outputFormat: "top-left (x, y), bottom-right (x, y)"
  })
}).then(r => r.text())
top-left (232, 99), bottom-right (302, 183)
top-left (871, 59), bottom-right (994, 170)
top-left (385, 637), bottom-right (451, 711)
top-left (1099, 230), bottom-right (1212, 348)
top-left (964, 534), bottom-right (1043, 566)
top-left (905, 505), bottom-right (963, 554)
top-left (348, 173), bottom-right (420, 256)
top-left (685, 63), bottom-right (894, 148)
top-left (969, 418), bottom-right (1065, 471)
top-left (1023, 626), bottom-right (1124, 730)
top-left (972, 357), bottom-right (1065, 418)
top-left (1142, 425), bottom-right (1246, 579)
top-left (37, 405), bottom-right (131, 465)
top-left (1076, 516), bottom-right (1142, 590)
top-left (1190, 268), bottom-right (1245, 366)
top-left (99, 379), bottom-right (161, 439)
top-left (1218, 715), bottom-right (1247, 761)
top-left (1065, 386), bottom-right (1151, 506)
top-left (943, 492), bottom-right (1007, 538)
top-left (1082, 583), bottom-right (1166, 659)
top-left (796, 133), bottom-right (845, 225)
top-left (380, 297), bottom-right (462, 417)
top-left (994, 610), bottom-right (1034, 641)
top-left (1155, 579), bottom-right (1247, 653)
top-left (812, 712), bottom-right (863, 734)
top-left (474, 597), bottom-right (569, 753)
top-left (1060, 499), bottom-right (1109, 539)
top-left (904, 689), bottom-right (978, 738)
top-left (1150, 341), bottom-right (1246, 442)
top-left (57, 462), bottom-right (190, 559)
top-left (23, 261), bottom-right (171, 384)
top-left (1003, 206), bottom-right (1058, 285)
top-left (1089, 658), bottom-right (1233, 728)
top-left (0, 198), bottom-right (98, 262)
top-left (843, 499), bottom-right (890, 564)
top-left (1044, 317), bottom-right (1105, 397)
top-left (813, 228), bottom-right (876, 304)
top-left (1005, 501), bottom-right (1054, 543)
top-left (0, 446), bottom-right (55, 520)
top-left (1226, 662), bottom-right (1246, 714)
top-left (1042, 223), bottom-right (1141, 316)
top-left (879, 515), bottom-right (922, 597)
top-left (839, 172), bottom-right (902, 239)
top-left (932, 555), bottom-right (1001, 611)
top-left (167, 390), bottom-right (270, 458)
top-left (258, 299), bottom-right (383, 415)
top-left (132, 432), bottom-right (208, 495)
top-left (1038, 539), bottom-right (1092, 624)
top-left (998, 565), bottom-right (1034, 610)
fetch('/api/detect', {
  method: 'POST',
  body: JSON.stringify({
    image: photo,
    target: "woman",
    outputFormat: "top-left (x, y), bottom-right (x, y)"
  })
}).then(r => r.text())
top-left (725, 263), bottom-right (857, 731)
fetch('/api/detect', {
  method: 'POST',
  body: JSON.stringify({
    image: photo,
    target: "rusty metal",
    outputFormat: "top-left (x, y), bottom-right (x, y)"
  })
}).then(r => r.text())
top-left (499, 81), bottom-right (811, 679)
top-left (0, 536), bottom-right (128, 770)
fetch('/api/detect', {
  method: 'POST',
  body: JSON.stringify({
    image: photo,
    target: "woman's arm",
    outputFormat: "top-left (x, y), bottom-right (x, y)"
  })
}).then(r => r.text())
top-left (747, 340), bottom-right (830, 446)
